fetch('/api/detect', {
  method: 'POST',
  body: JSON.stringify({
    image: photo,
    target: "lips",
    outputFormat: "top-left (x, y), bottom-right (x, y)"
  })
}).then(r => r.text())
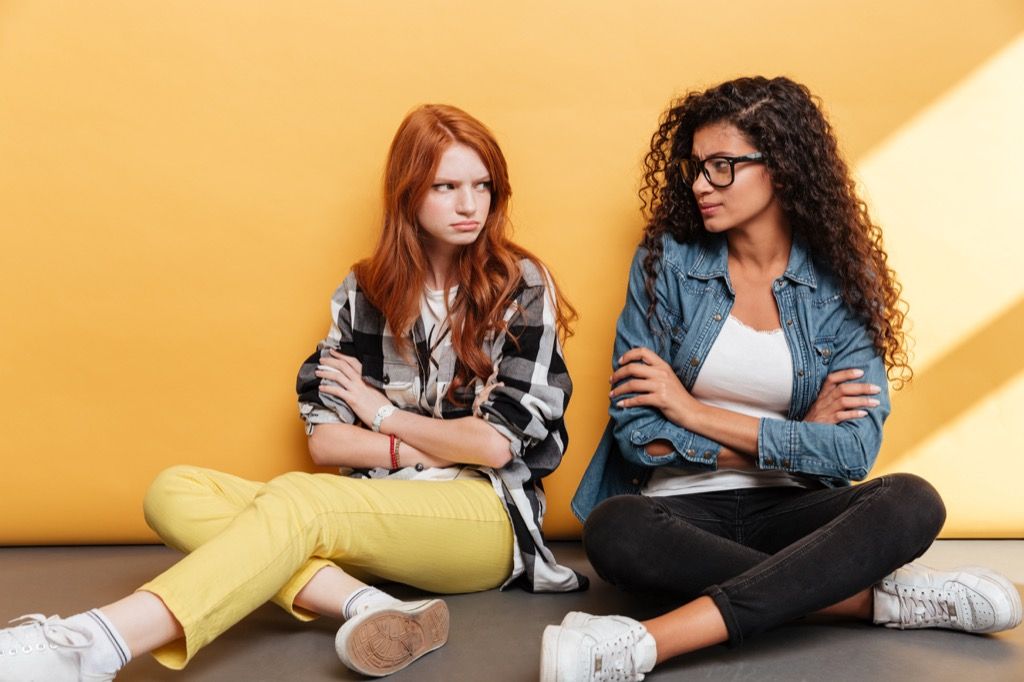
top-left (698, 203), bottom-right (721, 216)
top-left (451, 221), bottom-right (480, 231)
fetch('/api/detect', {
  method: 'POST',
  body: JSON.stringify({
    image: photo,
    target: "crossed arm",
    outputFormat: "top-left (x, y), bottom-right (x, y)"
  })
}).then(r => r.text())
top-left (308, 350), bottom-right (512, 470)
top-left (610, 347), bottom-right (882, 470)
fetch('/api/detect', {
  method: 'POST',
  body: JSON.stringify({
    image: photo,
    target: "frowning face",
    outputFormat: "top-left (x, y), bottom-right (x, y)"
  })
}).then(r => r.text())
top-left (689, 122), bottom-right (778, 236)
top-left (416, 143), bottom-right (492, 257)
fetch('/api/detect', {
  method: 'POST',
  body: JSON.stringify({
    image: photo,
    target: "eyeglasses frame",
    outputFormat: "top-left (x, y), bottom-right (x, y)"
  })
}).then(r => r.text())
top-left (679, 152), bottom-right (767, 188)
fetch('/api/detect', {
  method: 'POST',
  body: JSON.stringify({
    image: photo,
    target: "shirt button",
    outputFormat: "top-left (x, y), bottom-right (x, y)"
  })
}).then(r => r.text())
top-left (713, 314), bottom-right (722, 321)
top-left (383, 374), bottom-right (391, 384)
top-left (690, 357), bottom-right (699, 367)
top-left (686, 448), bottom-right (696, 456)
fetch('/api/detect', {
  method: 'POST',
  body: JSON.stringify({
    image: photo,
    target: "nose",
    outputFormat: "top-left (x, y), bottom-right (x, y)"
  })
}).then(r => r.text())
top-left (690, 169), bottom-right (713, 196)
top-left (455, 186), bottom-right (476, 215)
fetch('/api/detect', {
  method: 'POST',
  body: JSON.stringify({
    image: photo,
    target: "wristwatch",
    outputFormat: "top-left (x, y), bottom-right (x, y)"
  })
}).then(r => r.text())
top-left (371, 404), bottom-right (397, 433)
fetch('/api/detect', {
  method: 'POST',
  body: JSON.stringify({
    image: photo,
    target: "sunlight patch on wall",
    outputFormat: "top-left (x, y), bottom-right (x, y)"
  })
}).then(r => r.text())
top-left (874, 373), bottom-right (1024, 537)
top-left (857, 34), bottom-right (1024, 535)
top-left (857, 33), bottom-right (1024, 371)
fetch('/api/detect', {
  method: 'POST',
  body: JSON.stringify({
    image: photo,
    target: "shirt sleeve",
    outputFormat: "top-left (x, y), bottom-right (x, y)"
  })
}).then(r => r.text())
top-left (609, 246), bottom-right (724, 469)
top-left (474, 264), bottom-right (572, 459)
top-left (757, 310), bottom-right (889, 481)
top-left (295, 274), bottom-right (359, 429)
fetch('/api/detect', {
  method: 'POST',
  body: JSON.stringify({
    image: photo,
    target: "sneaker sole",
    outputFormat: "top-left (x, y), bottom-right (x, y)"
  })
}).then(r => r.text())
top-left (957, 566), bottom-right (1023, 633)
top-left (337, 599), bottom-right (449, 677)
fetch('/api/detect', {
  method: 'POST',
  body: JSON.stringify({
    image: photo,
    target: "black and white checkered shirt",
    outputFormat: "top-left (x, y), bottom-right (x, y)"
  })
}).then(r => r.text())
top-left (296, 259), bottom-right (587, 593)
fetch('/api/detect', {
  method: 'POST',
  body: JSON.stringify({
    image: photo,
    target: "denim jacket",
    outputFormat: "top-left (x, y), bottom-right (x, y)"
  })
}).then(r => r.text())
top-left (572, 233), bottom-right (891, 521)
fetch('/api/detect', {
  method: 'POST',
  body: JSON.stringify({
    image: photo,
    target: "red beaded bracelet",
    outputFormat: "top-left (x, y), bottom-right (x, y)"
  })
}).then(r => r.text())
top-left (389, 434), bottom-right (401, 470)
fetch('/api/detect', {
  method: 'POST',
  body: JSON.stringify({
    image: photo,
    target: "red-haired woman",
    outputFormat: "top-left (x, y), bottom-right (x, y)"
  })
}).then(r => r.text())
top-left (0, 104), bottom-right (584, 681)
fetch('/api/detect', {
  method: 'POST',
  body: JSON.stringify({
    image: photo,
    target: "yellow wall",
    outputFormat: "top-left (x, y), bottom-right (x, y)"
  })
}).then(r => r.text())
top-left (1, 1), bottom-right (1022, 543)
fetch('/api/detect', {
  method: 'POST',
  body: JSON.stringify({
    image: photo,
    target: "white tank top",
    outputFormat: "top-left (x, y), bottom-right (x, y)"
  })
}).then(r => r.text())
top-left (643, 315), bottom-right (814, 496)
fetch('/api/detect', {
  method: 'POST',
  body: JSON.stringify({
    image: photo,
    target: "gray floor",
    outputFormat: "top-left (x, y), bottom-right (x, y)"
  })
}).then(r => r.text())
top-left (1, 541), bottom-right (1022, 681)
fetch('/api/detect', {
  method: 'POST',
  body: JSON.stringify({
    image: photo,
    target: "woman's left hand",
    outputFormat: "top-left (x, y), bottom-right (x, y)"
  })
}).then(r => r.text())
top-left (610, 347), bottom-right (698, 426)
top-left (315, 350), bottom-right (393, 427)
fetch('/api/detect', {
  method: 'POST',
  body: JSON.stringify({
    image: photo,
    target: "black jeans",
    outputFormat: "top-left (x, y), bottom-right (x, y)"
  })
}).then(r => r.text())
top-left (582, 473), bottom-right (946, 646)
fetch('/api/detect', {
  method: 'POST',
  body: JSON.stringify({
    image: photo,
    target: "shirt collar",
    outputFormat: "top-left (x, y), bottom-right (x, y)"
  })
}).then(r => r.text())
top-left (686, 235), bottom-right (818, 292)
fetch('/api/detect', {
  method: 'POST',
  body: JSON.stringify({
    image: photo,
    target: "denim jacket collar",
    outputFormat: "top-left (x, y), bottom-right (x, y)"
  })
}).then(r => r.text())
top-left (685, 235), bottom-right (818, 292)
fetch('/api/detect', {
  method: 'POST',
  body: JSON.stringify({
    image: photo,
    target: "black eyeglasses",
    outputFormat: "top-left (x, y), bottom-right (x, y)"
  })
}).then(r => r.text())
top-left (678, 152), bottom-right (766, 188)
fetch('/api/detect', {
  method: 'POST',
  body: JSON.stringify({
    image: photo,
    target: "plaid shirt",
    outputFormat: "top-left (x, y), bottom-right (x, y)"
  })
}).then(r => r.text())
top-left (296, 259), bottom-right (587, 593)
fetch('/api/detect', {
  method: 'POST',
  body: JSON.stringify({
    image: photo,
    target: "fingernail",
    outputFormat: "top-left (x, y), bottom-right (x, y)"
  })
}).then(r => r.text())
top-left (618, 356), bottom-right (624, 364)
top-left (857, 410), bottom-right (868, 417)
top-left (868, 399), bottom-right (880, 406)
top-left (870, 385), bottom-right (881, 393)
top-left (852, 369), bottom-right (864, 377)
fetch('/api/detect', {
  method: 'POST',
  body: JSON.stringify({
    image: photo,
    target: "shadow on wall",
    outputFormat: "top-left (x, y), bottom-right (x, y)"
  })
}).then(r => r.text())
top-left (876, 296), bottom-right (1024, 471)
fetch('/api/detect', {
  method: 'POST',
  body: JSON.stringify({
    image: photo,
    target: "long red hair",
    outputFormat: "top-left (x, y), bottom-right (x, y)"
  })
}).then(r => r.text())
top-left (354, 104), bottom-right (575, 389)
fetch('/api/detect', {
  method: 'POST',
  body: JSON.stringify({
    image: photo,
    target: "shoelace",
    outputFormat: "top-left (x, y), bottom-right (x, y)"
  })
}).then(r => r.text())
top-left (592, 628), bottom-right (642, 681)
top-left (897, 588), bottom-right (959, 626)
top-left (0, 614), bottom-right (94, 657)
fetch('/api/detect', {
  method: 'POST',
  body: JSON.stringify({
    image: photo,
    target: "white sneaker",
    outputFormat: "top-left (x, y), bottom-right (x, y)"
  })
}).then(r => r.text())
top-left (335, 599), bottom-right (448, 677)
top-left (0, 614), bottom-right (114, 681)
top-left (874, 563), bottom-right (1023, 633)
top-left (540, 611), bottom-right (657, 682)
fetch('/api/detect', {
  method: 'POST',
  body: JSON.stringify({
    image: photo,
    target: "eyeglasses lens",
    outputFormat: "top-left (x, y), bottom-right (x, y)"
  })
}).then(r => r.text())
top-left (680, 158), bottom-right (734, 188)
top-left (705, 159), bottom-right (733, 187)
top-left (679, 159), bottom-right (698, 185)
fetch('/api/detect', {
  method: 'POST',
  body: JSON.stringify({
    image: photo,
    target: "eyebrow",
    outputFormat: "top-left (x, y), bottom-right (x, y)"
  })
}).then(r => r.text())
top-left (432, 175), bottom-right (492, 184)
top-left (694, 150), bottom-right (739, 159)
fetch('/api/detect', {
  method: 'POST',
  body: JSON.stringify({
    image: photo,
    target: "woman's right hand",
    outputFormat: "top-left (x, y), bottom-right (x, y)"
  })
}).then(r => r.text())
top-left (803, 368), bottom-right (881, 424)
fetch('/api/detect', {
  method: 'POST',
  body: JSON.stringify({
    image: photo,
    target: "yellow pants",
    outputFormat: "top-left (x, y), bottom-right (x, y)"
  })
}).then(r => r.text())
top-left (139, 465), bottom-right (513, 669)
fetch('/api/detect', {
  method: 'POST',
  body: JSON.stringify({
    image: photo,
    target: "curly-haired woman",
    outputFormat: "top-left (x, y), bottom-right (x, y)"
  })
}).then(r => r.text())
top-left (540, 77), bottom-right (1021, 681)
top-left (0, 104), bottom-right (586, 681)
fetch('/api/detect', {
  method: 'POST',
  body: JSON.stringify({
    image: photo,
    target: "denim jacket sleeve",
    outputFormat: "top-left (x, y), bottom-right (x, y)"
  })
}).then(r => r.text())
top-left (610, 247), bottom-right (723, 469)
top-left (757, 307), bottom-right (890, 482)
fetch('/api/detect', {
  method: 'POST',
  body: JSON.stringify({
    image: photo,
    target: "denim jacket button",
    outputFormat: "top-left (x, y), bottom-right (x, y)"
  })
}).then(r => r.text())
top-left (703, 451), bottom-right (712, 459)
top-left (797, 369), bottom-right (805, 377)
top-left (822, 348), bottom-right (831, 358)
top-left (685, 448), bottom-right (696, 456)
top-left (631, 478), bottom-right (640, 486)
top-left (783, 458), bottom-right (791, 467)
top-left (765, 456), bottom-right (775, 465)
top-left (689, 357), bottom-right (699, 367)
top-left (786, 319), bottom-right (793, 326)
top-left (713, 313), bottom-right (722, 321)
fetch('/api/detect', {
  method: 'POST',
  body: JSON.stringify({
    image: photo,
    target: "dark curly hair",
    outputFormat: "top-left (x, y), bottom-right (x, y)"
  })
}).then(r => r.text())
top-left (639, 76), bottom-right (911, 386)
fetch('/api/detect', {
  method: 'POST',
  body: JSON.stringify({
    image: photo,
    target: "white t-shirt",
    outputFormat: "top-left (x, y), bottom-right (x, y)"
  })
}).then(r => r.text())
top-left (363, 285), bottom-right (484, 482)
top-left (643, 315), bottom-right (815, 496)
